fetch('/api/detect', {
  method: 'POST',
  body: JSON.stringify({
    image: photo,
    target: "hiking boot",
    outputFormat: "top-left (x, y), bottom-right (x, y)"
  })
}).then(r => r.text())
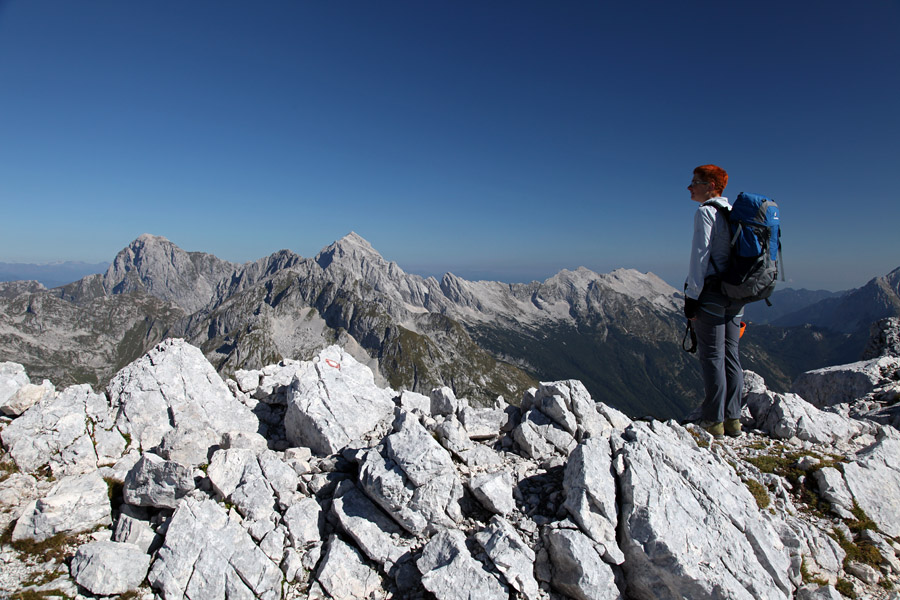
top-left (697, 420), bottom-right (724, 439)
top-left (725, 419), bottom-right (742, 438)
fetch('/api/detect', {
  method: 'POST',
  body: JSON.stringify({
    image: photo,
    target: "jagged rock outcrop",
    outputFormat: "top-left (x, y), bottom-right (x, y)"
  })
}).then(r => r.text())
top-left (107, 338), bottom-right (259, 462)
top-left (619, 420), bottom-right (793, 599)
top-left (792, 355), bottom-right (900, 408)
top-left (863, 317), bottom-right (900, 359)
top-left (1, 383), bottom-right (118, 476)
top-left (3, 339), bottom-right (900, 599)
top-left (0, 362), bottom-right (29, 412)
top-left (101, 233), bottom-right (240, 314)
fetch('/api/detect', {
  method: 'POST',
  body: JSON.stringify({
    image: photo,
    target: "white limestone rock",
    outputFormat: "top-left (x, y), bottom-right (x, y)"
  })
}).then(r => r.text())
top-left (417, 529), bottom-right (508, 600)
top-left (474, 516), bottom-right (541, 600)
top-left (233, 368), bottom-right (262, 394)
top-left (459, 404), bottom-right (509, 439)
top-left (282, 496), bottom-right (323, 549)
top-left (537, 380), bottom-right (609, 439)
top-left (617, 420), bottom-right (793, 600)
top-left (155, 425), bottom-right (221, 467)
top-left (230, 465), bottom-right (277, 523)
top-left (434, 416), bottom-right (474, 459)
top-left (0, 471), bottom-right (38, 509)
top-left (796, 585), bottom-right (845, 600)
top-left (70, 540), bottom-right (151, 595)
top-left (222, 430), bottom-right (269, 452)
top-left (358, 411), bottom-right (463, 536)
top-left (399, 389), bottom-right (431, 415)
top-left (469, 471), bottom-right (515, 516)
top-left (0, 361), bottom-right (29, 411)
top-left (841, 435), bottom-right (900, 537)
top-left (429, 386), bottom-right (459, 417)
top-left (107, 338), bottom-right (258, 462)
top-left (331, 482), bottom-right (407, 568)
top-left (207, 448), bottom-right (256, 499)
top-left (1, 384), bottom-right (112, 476)
top-left (745, 386), bottom-right (871, 445)
top-left (513, 408), bottom-right (577, 462)
top-left (284, 345), bottom-right (395, 455)
top-left (783, 515), bottom-right (846, 584)
top-left (545, 527), bottom-right (622, 600)
top-left (563, 434), bottom-right (622, 564)
top-left (12, 471), bottom-right (112, 542)
top-left (113, 505), bottom-right (161, 553)
top-left (258, 450), bottom-right (300, 508)
top-left (147, 498), bottom-right (282, 600)
top-left (314, 534), bottom-right (383, 600)
top-left (206, 447), bottom-right (288, 520)
top-left (812, 467), bottom-right (856, 518)
top-left (792, 356), bottom-right (900, 408)
top-left (1, 380), bottom-right (53, 417)
top-left (256, 359), bottom-right (306, 402)
top-left (123, 452), bottom-right (195, 509)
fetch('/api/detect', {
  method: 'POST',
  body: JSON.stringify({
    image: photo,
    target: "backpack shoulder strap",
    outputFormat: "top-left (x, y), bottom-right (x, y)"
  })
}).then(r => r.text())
top-left (705, 203), bottom-right (734, 275)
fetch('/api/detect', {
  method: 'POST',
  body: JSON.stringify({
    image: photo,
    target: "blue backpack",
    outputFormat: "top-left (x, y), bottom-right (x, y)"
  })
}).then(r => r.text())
top-left (710, 192), bottom-right (782, 305)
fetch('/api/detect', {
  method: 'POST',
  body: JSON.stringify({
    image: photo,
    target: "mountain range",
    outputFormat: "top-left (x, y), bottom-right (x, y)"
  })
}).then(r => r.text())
top-left (1, 233), bottom-right (897, 420)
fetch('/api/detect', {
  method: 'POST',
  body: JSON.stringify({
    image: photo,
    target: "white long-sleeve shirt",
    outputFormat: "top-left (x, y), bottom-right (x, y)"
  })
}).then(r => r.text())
top-left (684, 197), bottom-right (732, 300)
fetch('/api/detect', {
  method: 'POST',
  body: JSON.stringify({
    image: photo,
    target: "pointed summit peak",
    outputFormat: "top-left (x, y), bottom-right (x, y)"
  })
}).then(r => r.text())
top-left (339, 231), bottom-right (374, 248)
top-left (315, 232), bottom-right (385, 271)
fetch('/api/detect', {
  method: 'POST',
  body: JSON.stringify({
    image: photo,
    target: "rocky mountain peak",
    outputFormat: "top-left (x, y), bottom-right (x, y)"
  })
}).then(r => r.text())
top-left (315, 231), bottom-right (384, 271)
top-left (103, 234), bottom-right (239, 314)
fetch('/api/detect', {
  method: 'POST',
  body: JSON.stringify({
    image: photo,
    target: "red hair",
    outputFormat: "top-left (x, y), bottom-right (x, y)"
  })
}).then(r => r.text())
top-left (693, 165), bottom-right (728, 195)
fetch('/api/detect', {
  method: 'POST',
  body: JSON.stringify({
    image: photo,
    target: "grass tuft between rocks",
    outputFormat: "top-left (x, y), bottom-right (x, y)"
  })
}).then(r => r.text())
top-left (835, 578), bottom-right (857, 598)
top-left (743, 478), bottom-right (770, 510)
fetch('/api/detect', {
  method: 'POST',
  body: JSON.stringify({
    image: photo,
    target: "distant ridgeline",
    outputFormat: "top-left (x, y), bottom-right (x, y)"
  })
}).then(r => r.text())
top-left (0, 233), bottom-right (897, 420)
top-left (0, 261), bottom-right (109, 289)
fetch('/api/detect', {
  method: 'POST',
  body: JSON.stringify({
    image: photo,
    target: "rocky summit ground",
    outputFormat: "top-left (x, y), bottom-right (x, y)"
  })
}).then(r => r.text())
top-left (1, 322), bottom-right (900, 599)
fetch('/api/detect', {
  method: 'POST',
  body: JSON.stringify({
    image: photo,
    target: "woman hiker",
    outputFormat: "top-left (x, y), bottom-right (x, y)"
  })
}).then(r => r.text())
top-left (684, 164), bottom-right (744, 439)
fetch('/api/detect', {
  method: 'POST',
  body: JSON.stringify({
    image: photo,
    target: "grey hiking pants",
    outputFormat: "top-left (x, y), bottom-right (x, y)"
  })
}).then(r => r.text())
top-left (695, 309), bottom-right (743, 423)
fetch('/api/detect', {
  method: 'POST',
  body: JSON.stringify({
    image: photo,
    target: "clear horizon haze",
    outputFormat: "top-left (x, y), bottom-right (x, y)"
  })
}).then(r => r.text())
top-left (1, 1), bottom-right (897, 292)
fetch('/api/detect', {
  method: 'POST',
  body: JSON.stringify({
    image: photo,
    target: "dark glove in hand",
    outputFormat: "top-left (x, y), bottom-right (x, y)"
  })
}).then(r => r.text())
top-left (684, 297), bottom-right (700, 319)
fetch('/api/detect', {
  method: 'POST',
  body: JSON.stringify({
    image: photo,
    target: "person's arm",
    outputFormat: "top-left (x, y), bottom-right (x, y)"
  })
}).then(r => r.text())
top-left (684, 206), bottom-right (716, 300)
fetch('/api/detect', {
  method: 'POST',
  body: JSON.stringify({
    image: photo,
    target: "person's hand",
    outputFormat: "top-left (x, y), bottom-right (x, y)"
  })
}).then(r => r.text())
top-left (684, 297), bottom-right (700, 320)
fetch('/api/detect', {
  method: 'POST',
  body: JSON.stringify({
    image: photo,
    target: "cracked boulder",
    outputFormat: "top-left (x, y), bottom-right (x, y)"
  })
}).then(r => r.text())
top-left (147, 498), bottom-right (283, 600)
top-left (358, 410), bottom-right (464, 536)
top-left (70, 540), bottom-right (151, 596)
top-left (1, 383), bottom-right (119, 477)
top-left (416, 529), bottom-right (508, 600)
top-left (12, 471), bottom-right (112, 543)
top-left (284, 345), bottom-right (395, 455)
top-left (107, 338), bottom-right (259, 464)
top-left (617, 420), bottom-right (794, 600)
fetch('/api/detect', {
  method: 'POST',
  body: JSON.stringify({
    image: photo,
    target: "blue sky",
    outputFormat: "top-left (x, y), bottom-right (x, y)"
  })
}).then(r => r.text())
top-left (1, 1), bottom-right (897, 291)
